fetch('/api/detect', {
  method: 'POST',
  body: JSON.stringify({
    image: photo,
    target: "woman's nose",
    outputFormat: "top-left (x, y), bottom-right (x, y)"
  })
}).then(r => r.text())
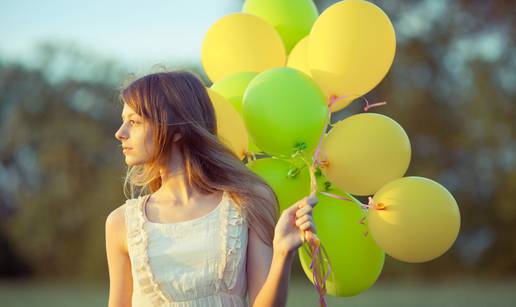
top-left (115, 126), bottom-right (127, 141)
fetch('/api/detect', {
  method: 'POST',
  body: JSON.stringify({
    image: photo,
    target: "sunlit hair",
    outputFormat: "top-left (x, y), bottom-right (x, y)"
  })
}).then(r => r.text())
top-left (118, 70), bottom-right (278, 245)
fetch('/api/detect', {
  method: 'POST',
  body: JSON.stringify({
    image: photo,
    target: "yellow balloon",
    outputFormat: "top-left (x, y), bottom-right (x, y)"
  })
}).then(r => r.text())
top-left (320, 113), bottom-right (410, 196)
top-left (210, 72), bottom-right (263, 154)
top-left (368, 176), bottom-right (461, 263)
top-left (202, 13), bottom-right (286, 83)
top-left (309, 0), bottom-right (396, 112)
top-left (286, 36), bottom-right (310, 76)
top-left (207, 89), bottom-right (248, 159)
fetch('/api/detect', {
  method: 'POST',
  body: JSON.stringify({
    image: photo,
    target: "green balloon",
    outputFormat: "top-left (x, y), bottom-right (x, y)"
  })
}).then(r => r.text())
top-left (243, 0), bottom-right (319, 53)
top-left (211, 71), bottom-right (258, 115)
top-left (299, 187), bottom-right (385, 297)
top-left (246, 157), bottom-right (310, 212)
top-left (243, 67), bottom-right (328, 158)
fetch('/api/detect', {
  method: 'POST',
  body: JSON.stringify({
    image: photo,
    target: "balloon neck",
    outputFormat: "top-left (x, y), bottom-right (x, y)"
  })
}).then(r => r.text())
top-left (367, 197), bottom-right (386, 211)
top-left (317, 159), bottom-right (329, 168)
top-left (327, 94), bottom-right (349, 108)
top-left (244, 151), bottom-right (256, 161)
top-left (375, 202), bottom-right (386, 210)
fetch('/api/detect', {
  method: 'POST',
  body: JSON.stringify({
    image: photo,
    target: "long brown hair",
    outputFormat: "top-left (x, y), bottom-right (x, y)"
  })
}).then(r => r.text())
top-left (119, 70), bottom-right (278, 245)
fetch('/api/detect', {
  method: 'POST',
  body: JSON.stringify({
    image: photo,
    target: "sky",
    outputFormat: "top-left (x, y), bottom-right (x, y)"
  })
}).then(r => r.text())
top-left (0, 0), bottom-right (509, 86)
top-left (0, 0), bottom-right (242, 69)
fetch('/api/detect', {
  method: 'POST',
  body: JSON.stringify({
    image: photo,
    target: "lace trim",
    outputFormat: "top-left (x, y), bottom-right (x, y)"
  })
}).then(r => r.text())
top-left (217, 194), bottom-right (247, 291)
top-left (125, 195), bottom-right (171, 305)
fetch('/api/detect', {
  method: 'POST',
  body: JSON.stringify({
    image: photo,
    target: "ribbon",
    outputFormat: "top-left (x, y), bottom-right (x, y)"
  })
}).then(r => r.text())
top-left (245, 93), bottom-right (387, 305)
top-left (293, 94), bottom-right (387, 305)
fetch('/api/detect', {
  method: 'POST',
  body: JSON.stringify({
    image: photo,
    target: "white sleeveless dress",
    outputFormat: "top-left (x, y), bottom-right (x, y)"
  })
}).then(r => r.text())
top-left (124, 191), bottom-right (249, 306)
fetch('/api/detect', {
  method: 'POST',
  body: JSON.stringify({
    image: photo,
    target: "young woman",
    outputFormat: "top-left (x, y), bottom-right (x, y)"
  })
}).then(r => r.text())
top-left (106, 70), bottom-right (318, 307)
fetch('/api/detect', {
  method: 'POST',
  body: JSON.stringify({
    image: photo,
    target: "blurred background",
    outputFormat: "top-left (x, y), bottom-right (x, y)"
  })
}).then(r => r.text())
top-left (0, 0), bottom-right (515, 306)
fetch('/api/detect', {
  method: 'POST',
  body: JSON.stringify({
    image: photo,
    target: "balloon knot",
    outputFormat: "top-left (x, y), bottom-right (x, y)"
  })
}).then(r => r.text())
top-left (328, 95), bottom-right (348, 109)
top-left (244, 151), bottom-right (256, 162)
top-left (316, 159), bottom-right (329, 168)
top-left (375, 202), bottom-right (386, 210)
top-left (362, 196), bottom-right (385, 211)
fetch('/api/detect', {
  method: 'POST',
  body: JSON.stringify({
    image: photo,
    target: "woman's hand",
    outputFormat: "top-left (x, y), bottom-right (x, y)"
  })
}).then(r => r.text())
top-left (273, 194), bottom-right (318, 257)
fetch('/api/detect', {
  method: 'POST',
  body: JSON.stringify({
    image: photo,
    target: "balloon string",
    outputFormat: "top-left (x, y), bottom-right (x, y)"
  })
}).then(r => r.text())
top-left (319, 191), bottom-right (352, 202)
top-left (329, 93), bottom-right (387, 112)
top-left (319, 93), bottom-right (387, 237)
top-left (320, 192), bottom-right (386, 236)
top-left (291, 93), bottom-right (388, 304)
top-left (361, 96), bottom-right (387, 112)
top-left (312, 95), bottom-right (343, 167)
top-left (297, 154), bottom-right (327, 307)
top-left (320, 193), bottom-right (385, 211)
top-left (292, 95), bottom-right (344, 307)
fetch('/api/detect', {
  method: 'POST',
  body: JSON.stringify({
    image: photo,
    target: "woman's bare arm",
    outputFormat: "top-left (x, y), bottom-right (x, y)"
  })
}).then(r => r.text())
top-left (247, 227), bottom-right (294, 307)
top-left (105, 205), bottom-right (133, 307)
top-left (247, 185), bottom-right (317, 307)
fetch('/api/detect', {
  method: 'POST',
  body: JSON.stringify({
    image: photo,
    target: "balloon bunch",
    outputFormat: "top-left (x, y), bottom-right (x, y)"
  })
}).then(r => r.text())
top-left (201, 0), bottom-right (461, 305)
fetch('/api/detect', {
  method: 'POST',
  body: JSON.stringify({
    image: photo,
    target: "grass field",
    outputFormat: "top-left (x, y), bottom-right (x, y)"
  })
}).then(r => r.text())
top-left (1, 278), bottom-right (514, 306)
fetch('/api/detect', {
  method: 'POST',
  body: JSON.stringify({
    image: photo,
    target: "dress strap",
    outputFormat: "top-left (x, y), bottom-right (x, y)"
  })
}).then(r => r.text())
top-left (125, 195), bottom-right (172, 305)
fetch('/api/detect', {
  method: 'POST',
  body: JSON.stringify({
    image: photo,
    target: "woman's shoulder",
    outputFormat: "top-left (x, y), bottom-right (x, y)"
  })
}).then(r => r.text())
top-left (105, 201), bottom-right (131, 253)
top-left (106, 197), bottom-right (140, 223)
top-left (113, 195), bottom-right (148, 224)
top-left (106, 202), bottom-right (127, 227)
top-left (105, 196), bottom-right (145, 250)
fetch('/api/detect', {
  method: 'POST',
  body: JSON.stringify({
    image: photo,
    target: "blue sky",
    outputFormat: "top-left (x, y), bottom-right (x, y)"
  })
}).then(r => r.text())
top-left (0, 0), bottom-right (242, 68)
top-left (1, 0), bottom-right (509, 87)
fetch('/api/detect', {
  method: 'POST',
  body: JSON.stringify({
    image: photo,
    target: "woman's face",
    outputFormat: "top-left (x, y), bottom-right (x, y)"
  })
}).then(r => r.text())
top-left (115, 103), bottom-right (155, 166)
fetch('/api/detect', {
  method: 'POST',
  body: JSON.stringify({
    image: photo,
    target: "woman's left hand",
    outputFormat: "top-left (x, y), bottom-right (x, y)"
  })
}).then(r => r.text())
top-left (273, 194), bottom-right (318, 256)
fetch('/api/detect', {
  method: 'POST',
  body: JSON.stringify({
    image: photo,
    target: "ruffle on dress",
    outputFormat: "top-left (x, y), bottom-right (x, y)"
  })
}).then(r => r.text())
top-left (125, 196), bottom-right (171, 305)
top-left (217, 193), bottom-right (247, 292)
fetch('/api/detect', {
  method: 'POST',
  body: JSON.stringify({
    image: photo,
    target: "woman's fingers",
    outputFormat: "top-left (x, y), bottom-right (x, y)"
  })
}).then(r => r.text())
top-left (293, 195), bottom-right (318, 236)
top-left (299, 221), bottom-right (314, 231)
top-left (296, 204), bottom-right (312, 218)
top-left (296, 215), bottom-right (316, 232)
top-left (297, 195), bottom-right (319, 209)
top-left (295, 214), bottom-right (311, 226)
top-left (286, 195), bottom-right (318, 228)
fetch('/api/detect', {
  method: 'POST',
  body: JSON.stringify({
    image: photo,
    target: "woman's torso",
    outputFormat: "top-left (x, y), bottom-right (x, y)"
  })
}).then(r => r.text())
top-left (124, 190), bottom-right (249, 307)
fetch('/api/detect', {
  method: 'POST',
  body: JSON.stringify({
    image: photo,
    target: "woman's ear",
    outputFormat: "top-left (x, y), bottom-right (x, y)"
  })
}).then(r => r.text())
top-left (173, 133), bottom-right (182, 142)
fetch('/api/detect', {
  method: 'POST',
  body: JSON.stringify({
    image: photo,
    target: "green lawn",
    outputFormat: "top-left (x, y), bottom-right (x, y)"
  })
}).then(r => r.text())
top-left (0, 278), bottom-right (514, 306)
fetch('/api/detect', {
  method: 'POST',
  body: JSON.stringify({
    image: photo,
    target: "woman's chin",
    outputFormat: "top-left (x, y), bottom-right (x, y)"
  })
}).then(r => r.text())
top-left (124, 156), bottom-right (135, 166)
top-left (125, 157), bottom-right (145, 167)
